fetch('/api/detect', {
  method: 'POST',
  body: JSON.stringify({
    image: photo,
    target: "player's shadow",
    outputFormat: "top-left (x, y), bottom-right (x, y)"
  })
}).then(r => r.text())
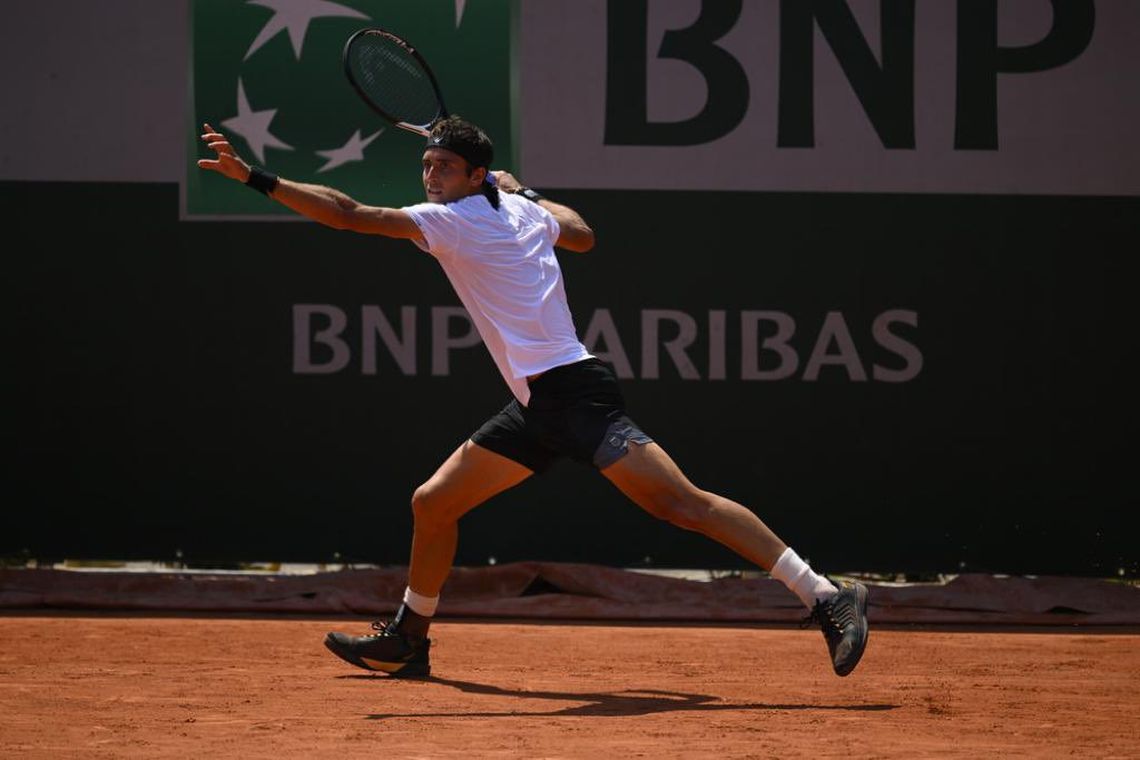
top-left (350, 676), bottom-right (897, 719)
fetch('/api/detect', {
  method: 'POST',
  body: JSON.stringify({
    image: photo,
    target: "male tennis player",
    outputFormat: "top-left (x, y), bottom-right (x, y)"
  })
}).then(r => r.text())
top-left (198, 116), bottom-right (869, 678)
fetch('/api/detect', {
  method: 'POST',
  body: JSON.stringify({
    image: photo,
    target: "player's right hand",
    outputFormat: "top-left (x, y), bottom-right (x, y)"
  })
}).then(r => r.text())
top-left (197, 123), bottom-right (252, 183)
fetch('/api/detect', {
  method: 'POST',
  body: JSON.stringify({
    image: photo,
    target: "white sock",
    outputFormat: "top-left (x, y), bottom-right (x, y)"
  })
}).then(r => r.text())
top-left (402, 586), bottom-right (439, 618)
top-left (769, 547), bottom-right (838, 609)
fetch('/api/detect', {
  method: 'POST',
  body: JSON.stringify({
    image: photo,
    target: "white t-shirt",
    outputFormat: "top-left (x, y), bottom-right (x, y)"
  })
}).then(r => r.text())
top-left (402, 192), bottom-right (593, 405)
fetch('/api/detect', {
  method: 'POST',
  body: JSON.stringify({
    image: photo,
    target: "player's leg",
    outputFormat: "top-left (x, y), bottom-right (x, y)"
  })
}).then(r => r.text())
top-left (408, 439), bottom-right (533, 597)
top-left (601, 441), bottom-right (869, 676)
top-left (324, 439), bottom-right (532, 676)
top-left (600, 441), bottom-right (787, 568)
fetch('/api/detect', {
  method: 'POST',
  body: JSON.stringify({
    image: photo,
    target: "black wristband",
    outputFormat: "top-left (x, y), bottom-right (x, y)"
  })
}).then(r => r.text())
top-left (518, 186), bottom-right (545, 203)
top-left (246, 166), bottom-right (279, 195)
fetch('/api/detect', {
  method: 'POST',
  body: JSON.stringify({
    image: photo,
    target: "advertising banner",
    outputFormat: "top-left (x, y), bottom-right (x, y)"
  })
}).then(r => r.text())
top-left (520, 0), bottom-right (1140, 195)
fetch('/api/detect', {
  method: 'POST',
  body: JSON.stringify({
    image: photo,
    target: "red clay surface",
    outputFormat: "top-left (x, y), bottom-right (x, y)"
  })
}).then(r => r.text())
top-left (1, 615), bottom-right (1137, 759)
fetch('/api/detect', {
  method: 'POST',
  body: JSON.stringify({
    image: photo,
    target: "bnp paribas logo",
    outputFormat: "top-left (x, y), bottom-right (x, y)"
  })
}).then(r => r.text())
top-left (185, 0), bottom-right (514, 219)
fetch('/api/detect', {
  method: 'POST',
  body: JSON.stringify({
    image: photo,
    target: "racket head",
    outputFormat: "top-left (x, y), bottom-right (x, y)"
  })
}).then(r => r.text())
top-left (343, 27), bottom-right (448, 137)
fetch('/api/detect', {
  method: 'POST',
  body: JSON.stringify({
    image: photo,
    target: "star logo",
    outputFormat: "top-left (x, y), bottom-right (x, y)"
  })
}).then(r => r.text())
top-left (221, 79), bottom-right (294, 164)
top-left (245, 0), bottom-right (368, 60)
top-left (316, 129), bottom-right (384, 173)
top-left (225, 1), bottom-right (379, 171)
top-left (220, 0), bottom-right (479, 172)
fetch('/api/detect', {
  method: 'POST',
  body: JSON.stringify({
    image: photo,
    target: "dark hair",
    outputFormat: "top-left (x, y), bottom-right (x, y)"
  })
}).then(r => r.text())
top-left (427, 115), bottom-right (499, 209)
top-left (427, 116), bottom-right (493, 169)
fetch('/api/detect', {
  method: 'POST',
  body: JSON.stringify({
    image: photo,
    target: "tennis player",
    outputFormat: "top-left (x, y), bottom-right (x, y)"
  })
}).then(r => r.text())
top-left (198, 116), bottom-right (869, 678)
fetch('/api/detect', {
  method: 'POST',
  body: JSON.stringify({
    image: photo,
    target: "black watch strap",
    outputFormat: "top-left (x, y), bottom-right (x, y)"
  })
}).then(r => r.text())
top-left (518, 187), bottom-right (545, 203)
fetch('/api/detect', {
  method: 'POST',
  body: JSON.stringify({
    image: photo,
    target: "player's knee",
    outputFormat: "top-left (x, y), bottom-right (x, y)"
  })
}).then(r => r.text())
top-left (411, 484), bottom-right (447, 531)
top-left (647, 488), bottom-right (714, 531)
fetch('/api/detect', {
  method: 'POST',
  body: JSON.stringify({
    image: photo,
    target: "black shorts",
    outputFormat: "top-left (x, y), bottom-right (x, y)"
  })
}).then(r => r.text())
top-left (471, 358), bottom-right (653, 473)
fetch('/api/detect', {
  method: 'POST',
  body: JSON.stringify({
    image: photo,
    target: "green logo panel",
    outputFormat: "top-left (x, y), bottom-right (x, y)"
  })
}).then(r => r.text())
top-left (186, 0), bottom-right (514, 218)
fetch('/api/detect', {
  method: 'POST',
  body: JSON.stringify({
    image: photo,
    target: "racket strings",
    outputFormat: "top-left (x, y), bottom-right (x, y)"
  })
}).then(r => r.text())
top-left (348, 36), bottom-right (442, 130)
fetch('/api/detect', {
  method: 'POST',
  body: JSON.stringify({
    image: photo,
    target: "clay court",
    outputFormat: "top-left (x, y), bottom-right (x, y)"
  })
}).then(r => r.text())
top-left (2, 612), bottom-right (1138, 759)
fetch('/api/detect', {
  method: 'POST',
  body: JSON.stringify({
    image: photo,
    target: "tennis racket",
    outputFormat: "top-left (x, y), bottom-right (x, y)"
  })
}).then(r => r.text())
top-left (343, 27), bottom-right (448, 137)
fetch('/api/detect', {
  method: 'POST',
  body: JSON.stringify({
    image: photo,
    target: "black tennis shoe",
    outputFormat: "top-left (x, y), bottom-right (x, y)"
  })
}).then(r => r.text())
top-left (324, 620), bottom-right (431, 677)
top-left (804, 580), bottom-right (869, 677)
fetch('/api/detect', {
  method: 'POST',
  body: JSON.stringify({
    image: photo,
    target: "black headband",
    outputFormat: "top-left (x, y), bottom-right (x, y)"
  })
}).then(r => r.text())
top-left (426, 132), bottom-right (493, 169)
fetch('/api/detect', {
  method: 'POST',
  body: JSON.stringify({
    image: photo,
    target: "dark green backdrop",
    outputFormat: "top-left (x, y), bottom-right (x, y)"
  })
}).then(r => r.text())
top-left (6, 181), bottom-right (1137, 576)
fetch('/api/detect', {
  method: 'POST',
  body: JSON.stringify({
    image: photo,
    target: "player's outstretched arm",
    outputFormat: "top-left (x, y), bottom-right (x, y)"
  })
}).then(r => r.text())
top-left (196, 123), bottom-right (422, 241)
top-left (492, 171), bottom-right (595, 253)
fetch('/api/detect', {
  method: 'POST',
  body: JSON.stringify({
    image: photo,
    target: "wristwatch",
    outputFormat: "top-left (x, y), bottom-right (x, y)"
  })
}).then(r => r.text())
top-left (517, 187), bottom-right (546, 203)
